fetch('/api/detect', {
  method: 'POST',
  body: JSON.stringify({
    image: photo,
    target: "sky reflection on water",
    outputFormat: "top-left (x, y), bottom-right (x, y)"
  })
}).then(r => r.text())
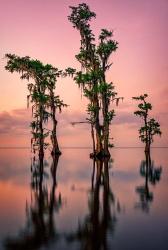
top-left (0, 148), bottom-right (167, 250)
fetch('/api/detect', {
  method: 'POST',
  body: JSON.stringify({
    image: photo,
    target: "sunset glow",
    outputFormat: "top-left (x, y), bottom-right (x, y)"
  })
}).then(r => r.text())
top-left (0, 0), bottom-right (167, 147)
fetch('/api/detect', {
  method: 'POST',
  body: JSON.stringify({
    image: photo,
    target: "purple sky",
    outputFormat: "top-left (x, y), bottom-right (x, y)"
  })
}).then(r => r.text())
top-left (0, 0), bottom-right (168, 147)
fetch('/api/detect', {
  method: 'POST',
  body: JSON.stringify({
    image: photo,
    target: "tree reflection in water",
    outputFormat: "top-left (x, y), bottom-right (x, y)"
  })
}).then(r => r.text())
top-left (4, 156), bottom-right (121, 250)
top-left (135, 154), bottom-right (162, 213)
top-left (67, 157), bottom-right (121, 250)
top-left (4, 155), bottom-right (63, 250)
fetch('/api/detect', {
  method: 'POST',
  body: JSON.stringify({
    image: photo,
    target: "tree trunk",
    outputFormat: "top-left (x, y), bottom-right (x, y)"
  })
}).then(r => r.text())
top-left (39, 105), bottom-right (44, 183)
top-left (102, 94), bottom-right (110, 157)
top-left (91, 123), bottom-right (96, 155)
top-left (101, 66), bottom-right (110, 157)
top-left (93, 94), bottom-right (103, 156)
top-left (50, 91), bottom-right (61, 156)
top-left (144, 114), bottom-right (149, 155)
top-left (91, 159), bottom-right (96, 189)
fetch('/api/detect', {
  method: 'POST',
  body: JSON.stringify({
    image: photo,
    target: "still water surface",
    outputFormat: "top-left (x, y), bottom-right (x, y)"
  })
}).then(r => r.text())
top-left (0, 148), bottom-right (167, 250)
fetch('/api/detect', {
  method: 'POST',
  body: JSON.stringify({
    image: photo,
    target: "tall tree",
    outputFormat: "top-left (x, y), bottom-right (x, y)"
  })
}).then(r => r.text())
top-left (68, 3), bottom-right (122, 157)
top-left (133, 94), bottom-right (161, 163)
top-left (42, 65), bottom-right (67, 155)
top-left (5, 54), bottom-right (67, 158)
top-left (5, 54), bottom-right (48, 179)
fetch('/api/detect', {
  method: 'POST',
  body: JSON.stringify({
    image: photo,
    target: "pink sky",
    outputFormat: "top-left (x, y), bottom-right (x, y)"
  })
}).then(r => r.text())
top-left (0, 0), bottom-right (168, 147)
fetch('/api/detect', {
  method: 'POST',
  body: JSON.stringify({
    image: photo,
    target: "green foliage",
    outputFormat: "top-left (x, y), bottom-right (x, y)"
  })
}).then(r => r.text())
top-left (53, 96), bottom-right (68, 113)
top-left (133, 94), bottom-right (152, 121)
top-left (5, 53), bottom-right (67, 155)
top-left (108, 143), bottom-right (114, 148)
top-left (98, 82), bottom-right (117, 100)
top-left (132, 94), bottom-right (148, 101)
top-left (133, 94), bottom-right (161, 146)
top-left (84, 88), bottom-right (94, 99)
top-left (99, 29), bottom-right (113, 41)
top-left (133, 94), bottom-right (152, 119)
top-left (74, 70), bottom-right (103, 86)
top-left (68, 3), bottom-right (96, 28)
top-left (69, 3), bottom-right (121, 153)
top-left (65, 67), bottom-right (76, 77)
top-left (139, 118), bottom-right (161, 144)
top-left (106, 110), bottom-right (115, 123)
top-left (87, 103), bottom-right (100, 115)
top-left (97, 40), bottom-right (118, 64)
top-left (134, 110), bottom-right (147, 118)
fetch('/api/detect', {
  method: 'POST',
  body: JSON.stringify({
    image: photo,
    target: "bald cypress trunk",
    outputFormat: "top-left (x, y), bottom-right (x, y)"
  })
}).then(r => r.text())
top-left (50, 91), bottom-right (61, 156)
top-left (39, 110), bottom-right (44, 157)
top-left (94, 98), bottom-right (102, 155)
top-left (101, 63), bottom-right (110, 157)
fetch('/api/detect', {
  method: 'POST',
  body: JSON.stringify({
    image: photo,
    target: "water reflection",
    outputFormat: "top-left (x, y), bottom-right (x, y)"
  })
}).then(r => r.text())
top-left (67, 158), bottom-right (121, 250)
top-left (135, 155), bottom-right (162, 213)
top-left (4, 155), bottom-right (63, 250)
top-left (0, 148), bottom-right (167, 250)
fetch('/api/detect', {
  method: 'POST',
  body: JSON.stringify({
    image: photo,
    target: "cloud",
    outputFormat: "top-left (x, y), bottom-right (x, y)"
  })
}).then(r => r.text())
top-left (0, 108), bottom-right (89, 138)
top-left (156, 112), bottom-right (168, 127)
top-left (0, 107), bottom-right (167, 147)
top-left (112, 111), bottom-right (140, 127)
top-left (0, 108), bottom-right (141, 136)
top-left (57, 110), bottom-right (87, 126)
top-left (57, 110), bottom-right (89, 135)
top-left (159, 87), bottom-right (168, 99)
top-left (0, 109), bottom-right (31, 135)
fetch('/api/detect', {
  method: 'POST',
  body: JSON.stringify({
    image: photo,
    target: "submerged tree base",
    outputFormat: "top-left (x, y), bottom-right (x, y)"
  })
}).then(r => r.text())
top-left (51, 149), bottom-right (62, 156)
top-left (90, 150), bottom-right (110, 160)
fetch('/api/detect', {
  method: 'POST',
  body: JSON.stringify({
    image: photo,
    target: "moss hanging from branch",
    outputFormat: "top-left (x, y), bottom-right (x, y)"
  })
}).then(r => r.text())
top-left (5, 54), bottom-right (67, 159)
top-left (68, 3), bottom-right (123, 157)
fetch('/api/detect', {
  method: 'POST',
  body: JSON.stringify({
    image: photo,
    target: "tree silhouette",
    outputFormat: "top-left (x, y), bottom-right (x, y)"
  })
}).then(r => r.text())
top-left (133, 94), bottom-right (161, 164)
top-left (68, 3), bottom-right (122, 157)
top-left (5, 54), bottom-right (67, 159)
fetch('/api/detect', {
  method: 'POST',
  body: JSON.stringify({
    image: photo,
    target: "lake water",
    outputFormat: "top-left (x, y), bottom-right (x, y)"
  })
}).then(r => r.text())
top-left (0, 148), bottom-right (167, 250)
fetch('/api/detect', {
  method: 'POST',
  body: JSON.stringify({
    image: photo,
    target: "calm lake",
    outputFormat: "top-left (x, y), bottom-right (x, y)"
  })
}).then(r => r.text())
top-left (0, 148), bottom-right (167, 250)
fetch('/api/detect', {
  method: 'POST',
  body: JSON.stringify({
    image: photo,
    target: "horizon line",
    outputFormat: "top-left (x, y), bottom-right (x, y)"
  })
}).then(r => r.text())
top-left (0, 146), bottom-right (168, 149)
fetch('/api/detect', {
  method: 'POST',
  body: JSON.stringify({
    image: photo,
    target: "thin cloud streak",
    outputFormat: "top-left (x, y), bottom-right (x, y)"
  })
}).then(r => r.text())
top-left (0, 108), bottom-right (139, 135)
